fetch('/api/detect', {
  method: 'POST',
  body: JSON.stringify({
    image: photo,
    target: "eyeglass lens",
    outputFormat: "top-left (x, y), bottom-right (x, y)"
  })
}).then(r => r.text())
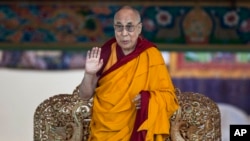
top-left (114, 23), bottom-right (140, 32)
top-left (115, 25), bottom-right (135, 32)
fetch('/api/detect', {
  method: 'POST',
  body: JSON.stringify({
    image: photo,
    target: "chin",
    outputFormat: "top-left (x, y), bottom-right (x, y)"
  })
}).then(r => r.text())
top-left (122, 46), bottom-right (134, 50)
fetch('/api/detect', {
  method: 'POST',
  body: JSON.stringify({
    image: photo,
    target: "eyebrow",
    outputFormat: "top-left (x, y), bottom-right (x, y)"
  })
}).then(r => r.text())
top-left (115, 22), bottom-right (133, 25)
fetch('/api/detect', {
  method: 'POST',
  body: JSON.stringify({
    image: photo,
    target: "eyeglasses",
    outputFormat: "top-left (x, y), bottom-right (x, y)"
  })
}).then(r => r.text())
top-left (114, 22), bottom-right (141, 32)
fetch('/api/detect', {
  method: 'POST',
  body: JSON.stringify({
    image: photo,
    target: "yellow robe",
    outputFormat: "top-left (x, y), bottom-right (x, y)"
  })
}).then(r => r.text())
top-left (88, 42), bottom-right (179, 141)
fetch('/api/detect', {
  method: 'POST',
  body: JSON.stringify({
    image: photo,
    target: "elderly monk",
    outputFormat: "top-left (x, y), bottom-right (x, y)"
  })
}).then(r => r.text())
top-left (79, 6), bottom-right (179, 141)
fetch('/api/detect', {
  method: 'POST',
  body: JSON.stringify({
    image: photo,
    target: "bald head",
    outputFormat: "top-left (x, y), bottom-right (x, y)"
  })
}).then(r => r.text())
top-left (114, 6), bottom-right (141, 24)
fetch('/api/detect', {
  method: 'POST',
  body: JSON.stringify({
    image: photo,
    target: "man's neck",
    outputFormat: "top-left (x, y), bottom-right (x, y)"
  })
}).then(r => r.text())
top-left (122, 47), bottom-right (136, 55)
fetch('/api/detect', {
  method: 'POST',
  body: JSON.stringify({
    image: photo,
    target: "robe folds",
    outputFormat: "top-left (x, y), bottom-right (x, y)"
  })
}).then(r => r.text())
top-left (88, 37), bottom-right (179, 141)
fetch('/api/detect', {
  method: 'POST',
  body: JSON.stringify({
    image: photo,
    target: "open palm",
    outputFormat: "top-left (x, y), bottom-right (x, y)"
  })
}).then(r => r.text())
top-left (85, 47), bottom-right (103, 75)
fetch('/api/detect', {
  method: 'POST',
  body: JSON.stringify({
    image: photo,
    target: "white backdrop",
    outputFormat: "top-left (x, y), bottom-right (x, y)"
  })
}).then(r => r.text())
top-left (0, 68), bottom-right (84, 141)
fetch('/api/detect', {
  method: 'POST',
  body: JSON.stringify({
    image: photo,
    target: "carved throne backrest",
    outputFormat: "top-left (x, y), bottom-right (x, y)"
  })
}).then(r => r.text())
top-left (34, 88), bottom-right (221, 141)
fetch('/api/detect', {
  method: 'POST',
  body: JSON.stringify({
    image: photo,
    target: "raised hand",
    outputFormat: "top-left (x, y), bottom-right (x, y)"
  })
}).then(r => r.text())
top-left (85, 47), bottom-right (103, 75)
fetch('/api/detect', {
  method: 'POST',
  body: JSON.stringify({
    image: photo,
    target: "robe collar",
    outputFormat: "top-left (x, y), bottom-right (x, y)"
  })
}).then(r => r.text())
top-left (97, 37), bottom-right (156, 79)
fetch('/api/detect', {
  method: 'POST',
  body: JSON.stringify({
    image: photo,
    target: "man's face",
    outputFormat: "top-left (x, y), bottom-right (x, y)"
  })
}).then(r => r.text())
top-left (114, 9), bottom-right (142, 52)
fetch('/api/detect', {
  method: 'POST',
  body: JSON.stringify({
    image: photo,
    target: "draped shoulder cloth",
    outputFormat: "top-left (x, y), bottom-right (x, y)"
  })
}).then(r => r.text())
top-left (88, 37), bottom-right (179, 141)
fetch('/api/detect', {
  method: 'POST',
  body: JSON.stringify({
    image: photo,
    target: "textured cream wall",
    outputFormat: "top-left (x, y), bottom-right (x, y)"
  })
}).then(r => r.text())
top-left (0, 69), bottom-right (84, 141)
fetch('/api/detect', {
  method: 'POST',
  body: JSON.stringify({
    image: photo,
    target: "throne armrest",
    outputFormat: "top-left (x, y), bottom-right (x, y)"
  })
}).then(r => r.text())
top-left (34, 87), bottom-right (92, 141)
top-left (166, 88), bottom-right (221, 141)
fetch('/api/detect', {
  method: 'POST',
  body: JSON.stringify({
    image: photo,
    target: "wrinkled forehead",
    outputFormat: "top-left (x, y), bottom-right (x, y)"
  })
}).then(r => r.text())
top-left (114, 9), bottom-right (139, 25)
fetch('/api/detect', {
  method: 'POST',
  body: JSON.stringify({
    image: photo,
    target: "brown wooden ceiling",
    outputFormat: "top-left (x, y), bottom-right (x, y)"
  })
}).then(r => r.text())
top-left (1, 0), bottom-right (249, 7)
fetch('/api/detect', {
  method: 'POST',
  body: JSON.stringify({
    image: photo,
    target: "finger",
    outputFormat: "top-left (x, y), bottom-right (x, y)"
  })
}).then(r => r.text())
top-left (87, 50), bottom-right (91, 59)
top-left (94, 47), bottom-right (99, 58)
top-left (91, 47), bottom-right (96, 58)
top-left (135, 102), bottom-right (141, 109)
top-left (97, 48), bottom-right (101, 59)
top-left (135, 101), bottom-right (140, 107)
top-left (98, 59), bottom-right (104, 69)
top-left (133, 94), bottom-right (141, 102)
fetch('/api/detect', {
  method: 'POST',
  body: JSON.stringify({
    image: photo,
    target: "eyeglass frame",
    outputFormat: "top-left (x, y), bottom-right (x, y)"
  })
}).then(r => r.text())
top-left (113, 22), bottom-right (141, 32)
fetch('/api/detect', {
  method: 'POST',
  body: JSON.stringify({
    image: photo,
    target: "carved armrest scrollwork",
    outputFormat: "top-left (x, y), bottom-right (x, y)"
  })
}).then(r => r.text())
top-left (166, 88), bottom-right (221, 141)
top-left (34, 86), bottom-right (93, 141)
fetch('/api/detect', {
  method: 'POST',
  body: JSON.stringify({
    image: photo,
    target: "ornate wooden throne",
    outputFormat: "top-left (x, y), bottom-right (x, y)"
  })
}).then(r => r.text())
top-left (34, 87), bottom-right (221, 141)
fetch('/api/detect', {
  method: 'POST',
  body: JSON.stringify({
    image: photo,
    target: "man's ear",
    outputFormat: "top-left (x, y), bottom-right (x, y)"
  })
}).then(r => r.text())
top-left (138, 23), bottom-right (142, 35)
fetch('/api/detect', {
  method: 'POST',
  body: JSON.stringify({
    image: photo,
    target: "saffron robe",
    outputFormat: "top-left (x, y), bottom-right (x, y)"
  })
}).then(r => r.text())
top-left (88, 37), bottom-right (179, 141)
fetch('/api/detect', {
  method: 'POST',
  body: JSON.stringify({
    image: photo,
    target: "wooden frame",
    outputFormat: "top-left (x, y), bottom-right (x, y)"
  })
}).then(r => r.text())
top-left (170, 52), bottom-right (250, 78)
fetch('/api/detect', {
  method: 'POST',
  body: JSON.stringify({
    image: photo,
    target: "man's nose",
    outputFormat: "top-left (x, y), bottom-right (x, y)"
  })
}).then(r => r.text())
top-left (121, 27), bottom-right (128, 36)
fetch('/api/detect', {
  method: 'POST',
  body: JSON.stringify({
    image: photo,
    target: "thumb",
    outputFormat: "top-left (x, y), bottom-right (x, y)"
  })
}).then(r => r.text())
top-left (98, 59), bottom-right (104, 69)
